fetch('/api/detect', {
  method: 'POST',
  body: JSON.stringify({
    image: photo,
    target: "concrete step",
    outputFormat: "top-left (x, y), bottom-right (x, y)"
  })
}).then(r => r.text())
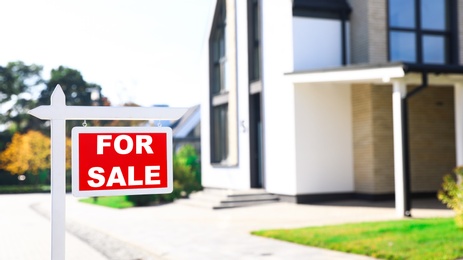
top-left (177, 188), bottom-right (279, 209)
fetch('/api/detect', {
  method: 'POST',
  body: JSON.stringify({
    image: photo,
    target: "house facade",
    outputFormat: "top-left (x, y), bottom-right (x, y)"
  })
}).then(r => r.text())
top-left (199, 0), bottom-right (463, 216)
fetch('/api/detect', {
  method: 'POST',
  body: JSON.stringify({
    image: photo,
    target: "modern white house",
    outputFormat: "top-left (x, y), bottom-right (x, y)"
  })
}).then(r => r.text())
top-left (198, 0), bottom-right (463, 216)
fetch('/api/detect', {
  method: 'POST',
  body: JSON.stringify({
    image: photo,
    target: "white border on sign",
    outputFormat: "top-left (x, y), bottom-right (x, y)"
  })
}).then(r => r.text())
top-left (71, 126), bottom-right (173, 197)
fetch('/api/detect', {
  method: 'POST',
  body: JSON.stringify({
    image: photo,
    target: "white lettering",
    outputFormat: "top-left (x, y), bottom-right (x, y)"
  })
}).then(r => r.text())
top-left (87, 167), bottom-right (105, 187)
top-left (145, 165), bottom-right (161, 185)
top-left (97, 135), bottom-right (112, 154)
top-left (106, 166), bottom-right (127, 186)
top-left (128, 166), bottom-right (143, 185)
top-left (114, 135), bottom-right (133, 155)
top-left (136, 135), bottom-right (153, 154)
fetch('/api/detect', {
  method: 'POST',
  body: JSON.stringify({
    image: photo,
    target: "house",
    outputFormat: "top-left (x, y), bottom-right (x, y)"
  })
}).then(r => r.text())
top-left (171, 105), bottom-right (201, 154)
top-left (199, 0), bottom-right (463, 216)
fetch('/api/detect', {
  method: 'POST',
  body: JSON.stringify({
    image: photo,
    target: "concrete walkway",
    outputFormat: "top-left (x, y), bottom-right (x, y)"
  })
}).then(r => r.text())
top-left (0, 194), bottom-right (106, 260)
top-left (1, 193), bottom-right (454, 259)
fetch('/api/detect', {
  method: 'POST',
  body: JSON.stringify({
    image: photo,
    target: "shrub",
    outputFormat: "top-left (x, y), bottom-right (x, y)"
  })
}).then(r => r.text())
top-left (126, 144), bottom-right (202, 206)
top-left (438, 166), bottom-right (463, 227)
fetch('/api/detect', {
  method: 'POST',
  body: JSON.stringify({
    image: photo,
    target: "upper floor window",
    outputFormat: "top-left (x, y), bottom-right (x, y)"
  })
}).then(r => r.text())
top-left (210, 0), bottom-right (230, 164)
top-left (248, 0), bottom-right (261, 82)
top-left (211, 0), bottom-right (227, 95)
top-left (388, 0), bottom-right (456, 64)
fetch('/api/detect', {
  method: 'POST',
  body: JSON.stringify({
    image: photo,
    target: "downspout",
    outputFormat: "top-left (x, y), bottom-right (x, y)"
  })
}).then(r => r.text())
top-left (401, 72), bottom-right (428, 217)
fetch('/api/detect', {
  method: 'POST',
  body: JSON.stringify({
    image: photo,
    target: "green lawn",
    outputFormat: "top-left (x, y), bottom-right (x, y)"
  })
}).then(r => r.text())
top-left (79, 196), bottom-right (134, 209)
top-left (252, 218), bottom-right (463, 260)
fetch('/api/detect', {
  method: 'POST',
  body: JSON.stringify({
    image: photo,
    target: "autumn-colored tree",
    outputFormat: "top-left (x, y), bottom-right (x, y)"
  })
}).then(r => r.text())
top-left (0, 131), bottom-right (51, 178)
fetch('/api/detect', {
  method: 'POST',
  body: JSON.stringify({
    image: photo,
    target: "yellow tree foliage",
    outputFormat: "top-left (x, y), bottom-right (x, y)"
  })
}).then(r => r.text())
top-left (0, 131), bottom-right (51, 175)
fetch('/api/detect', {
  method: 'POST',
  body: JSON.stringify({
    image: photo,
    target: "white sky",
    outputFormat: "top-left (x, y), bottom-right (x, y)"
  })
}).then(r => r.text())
top-left (0, 0), bottom-right (214, 107)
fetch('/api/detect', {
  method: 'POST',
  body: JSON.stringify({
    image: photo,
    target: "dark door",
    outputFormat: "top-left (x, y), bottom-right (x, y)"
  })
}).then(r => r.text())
top-left (250, 93), bottom-right (263, 188)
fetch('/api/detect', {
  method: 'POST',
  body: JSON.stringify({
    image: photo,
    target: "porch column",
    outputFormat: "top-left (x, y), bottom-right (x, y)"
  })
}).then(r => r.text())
top-left (392, 80), bottom-right (408, 217)
top-left (455, 82), bottom-right (463, 166)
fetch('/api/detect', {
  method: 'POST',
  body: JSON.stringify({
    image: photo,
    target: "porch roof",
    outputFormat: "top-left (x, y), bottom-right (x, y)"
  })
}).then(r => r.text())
top-left (285, 62), bottom-right (463, 85)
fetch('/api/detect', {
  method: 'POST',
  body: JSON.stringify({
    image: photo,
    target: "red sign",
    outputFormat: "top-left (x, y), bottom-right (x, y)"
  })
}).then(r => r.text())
top-left (72, 127), bottom-right (173, 197)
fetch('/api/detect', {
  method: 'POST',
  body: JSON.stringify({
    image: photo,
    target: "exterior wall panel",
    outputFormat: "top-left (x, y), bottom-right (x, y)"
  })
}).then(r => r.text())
top-left (261, 0), bottom-right (297, 195)
top-left (295, 84), bottom-right (354, 193)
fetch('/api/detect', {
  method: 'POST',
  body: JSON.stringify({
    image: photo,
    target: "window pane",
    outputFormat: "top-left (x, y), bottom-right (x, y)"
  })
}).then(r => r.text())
top-left (212, 105), bottom-right (228, 163)
top-left (422, 35), bottom-right (446, 64)
top-left (212, 65), bottom-right (221, 94)
top-left (421, 0), bottom-right (447, 30)
top-left (389, 0), bottom-right (415, 28)
top-left (390, 31), bottom-right (416, 62)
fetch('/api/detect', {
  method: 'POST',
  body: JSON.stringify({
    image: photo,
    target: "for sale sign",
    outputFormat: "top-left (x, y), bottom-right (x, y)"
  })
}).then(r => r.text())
top-left (72, 127), bottom-right (173, 197)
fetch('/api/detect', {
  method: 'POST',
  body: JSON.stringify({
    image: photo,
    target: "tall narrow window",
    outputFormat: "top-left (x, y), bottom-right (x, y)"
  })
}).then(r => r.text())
top-left (388, 0), bottom-right (454, 65)
top-left (210, 0), bottom-right (229, 164)
top-left (248, 0), bottom-right (261, 82)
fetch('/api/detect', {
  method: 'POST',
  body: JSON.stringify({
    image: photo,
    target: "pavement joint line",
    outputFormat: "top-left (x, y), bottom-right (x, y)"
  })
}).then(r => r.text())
top-left (30, 202), bottom-right (163, 260)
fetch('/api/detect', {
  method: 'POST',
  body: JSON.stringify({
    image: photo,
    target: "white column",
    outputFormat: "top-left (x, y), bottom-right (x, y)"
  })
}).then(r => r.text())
top-left (455, 83), bottom-right (463, 166)
top-left (392, 80), bottom-right (407, 217)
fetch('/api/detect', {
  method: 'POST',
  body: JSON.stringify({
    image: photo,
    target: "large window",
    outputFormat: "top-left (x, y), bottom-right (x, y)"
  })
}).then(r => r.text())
top-left (248, 0), bottom-right (261, 82)
top-left (210, 0), bottom-right (229, 164)
top-left (388, 0), bottom-right (456, 64)
top-left (211, 0), bottom-right (227, 95)
top-left (211, 104), bottom-right (229, 163)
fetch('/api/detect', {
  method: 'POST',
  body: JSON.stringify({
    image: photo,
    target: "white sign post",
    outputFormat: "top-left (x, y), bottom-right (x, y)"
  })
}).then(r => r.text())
top-left (28, 85), bottom-right (186, 259)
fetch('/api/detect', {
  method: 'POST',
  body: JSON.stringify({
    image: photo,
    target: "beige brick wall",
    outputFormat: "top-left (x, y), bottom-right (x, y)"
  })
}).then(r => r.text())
top-left (368, 0), bottom-right (388, 63)
top-left (347, 0), bottom-right (387, 64)
top-left (348, 0), bottom-right (369, 63)
top-left (408, 86), bottom-right (456, 192)
top-left (352, 84), bottom-right (375, 192)
top-left (352, 84), bottom-right (394, 194)
top-left (371, 85), bottom-right (395, 193)
top-left (352, 85), bottom-right (455, 195)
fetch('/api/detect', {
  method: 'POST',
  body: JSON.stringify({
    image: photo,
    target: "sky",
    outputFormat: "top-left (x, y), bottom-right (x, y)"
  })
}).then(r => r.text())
top-left (0, 0), bottom-right (214, 107)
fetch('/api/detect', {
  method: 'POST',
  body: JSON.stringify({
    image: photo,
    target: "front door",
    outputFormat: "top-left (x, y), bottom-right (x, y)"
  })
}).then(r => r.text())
top-left (250, 93), bottom-right (263, 188)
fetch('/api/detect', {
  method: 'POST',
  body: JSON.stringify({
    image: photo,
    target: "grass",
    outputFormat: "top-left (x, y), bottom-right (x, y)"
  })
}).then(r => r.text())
top-left (79, 196), bottom-right (134, 209)
top-left (252, 218), bottom-right (463, 260)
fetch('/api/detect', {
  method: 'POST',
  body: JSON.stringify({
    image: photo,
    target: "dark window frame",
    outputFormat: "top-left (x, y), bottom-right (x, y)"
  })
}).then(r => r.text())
top-left (387, 0), bottom-right (459, 65)
top-left (248, 0), bottom-right (261, 83)
top-left (292, 0), bottom-right (351, 65)
top-left (209, 0), bottom-right (230, 165)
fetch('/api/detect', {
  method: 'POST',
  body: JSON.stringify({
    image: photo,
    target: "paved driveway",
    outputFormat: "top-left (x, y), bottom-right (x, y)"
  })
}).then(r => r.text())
top-left (0, 194), bottom-right (106, 260)
top-left (1, 193), bottom-right (454, 260)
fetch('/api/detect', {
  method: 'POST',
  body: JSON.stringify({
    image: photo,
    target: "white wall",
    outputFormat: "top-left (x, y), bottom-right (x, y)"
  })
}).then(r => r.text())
top-left (294, 84), bottom-right (355, 193)
top-left (261, 0), bottom-right (298, 195)
top-left (293, 17), bottom-right (349, 71)
top-left (200, 0), bottom-right (252, 190)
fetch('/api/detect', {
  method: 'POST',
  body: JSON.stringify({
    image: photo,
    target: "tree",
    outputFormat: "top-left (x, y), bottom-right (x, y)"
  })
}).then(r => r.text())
top-left (0, 130), bottom-right (72, 184)
top-left (0, 61), bottom-right (44, 133)
top-left (0, 131), bottom-right (50, 177)
top-left (38, 66), bottom-right (106, 135)
top-left (38, 66), bottom-right (103, 106)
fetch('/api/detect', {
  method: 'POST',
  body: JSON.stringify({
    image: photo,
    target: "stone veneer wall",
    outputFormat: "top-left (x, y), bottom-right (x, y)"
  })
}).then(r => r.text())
top-left (352, 84), bottom-right (455, 195)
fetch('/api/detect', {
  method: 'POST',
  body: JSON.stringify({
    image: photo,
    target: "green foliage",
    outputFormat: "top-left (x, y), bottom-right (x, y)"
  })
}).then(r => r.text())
top-left (0, 185), bottom-right (51, 194)
top-left (38, 66), bottom-right (103, 107)
top-left (438, 166), bottom-right (463, 227)
top-left (37, 66), bottom-right (106, 135)
top-left (253, 218), bottom-right (463, 260)
top-left (0, 61), bottom-right (44, 133)
top-left (126, 145), bottom-right (202, 206)
top-left (80, 196), bottom-right (134, 209)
